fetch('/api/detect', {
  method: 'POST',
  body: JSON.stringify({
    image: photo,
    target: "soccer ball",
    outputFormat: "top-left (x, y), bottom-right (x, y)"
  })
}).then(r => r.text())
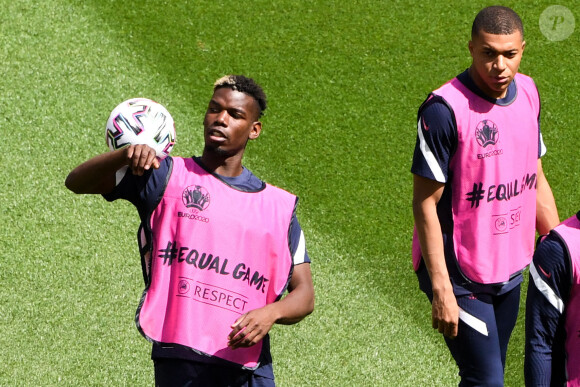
top-left (105, 98), bottom-right (176, 159)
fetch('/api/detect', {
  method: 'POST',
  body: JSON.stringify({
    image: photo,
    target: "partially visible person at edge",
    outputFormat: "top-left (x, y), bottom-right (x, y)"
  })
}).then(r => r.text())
top-left (411, 6), bottom-right (559, 386)
top-left (525, 209), bottom-right (580, 386)
top-left (65, 75), bottom-right (315, 387)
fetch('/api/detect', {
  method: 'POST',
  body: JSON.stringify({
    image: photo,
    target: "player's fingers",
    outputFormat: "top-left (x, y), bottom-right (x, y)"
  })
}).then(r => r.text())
top-left (228, 329), bottom-right (247, 348)
top-left (146, 147), bottom-right (160, 170)
top-left (228, 325), bottom-right (242, 341)
top-left (129, 146), bottom-right (143, 174)
top-left (432, 311), bottom-right (445, 332)
top-left (125, 144), bottom-right (135, 159)
top-left (243, 329), bottom-right (263, 347)
top-left (450, 324), bottom-right (458, 338)
top-left (230, 315), bottom-right (245, 329)
top-left (228, 315), bottom-right (247, 340)
top-left (443, 320), bottom-right (458, 339)
top-left (130, 145), bottom-right (156, 175)
top-left (231, 330), bottom-right (261, 349)
top-left (142, 150), bottom-right (157, 172)
top-left (139, 145), bottom-right (152, 171)
top-left (432, 316), bottom-right (456, 338)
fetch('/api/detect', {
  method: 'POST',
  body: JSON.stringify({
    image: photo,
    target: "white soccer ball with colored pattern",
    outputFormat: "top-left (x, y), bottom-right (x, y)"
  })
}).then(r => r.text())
top-left (105, 98), bottom-right (176, 159)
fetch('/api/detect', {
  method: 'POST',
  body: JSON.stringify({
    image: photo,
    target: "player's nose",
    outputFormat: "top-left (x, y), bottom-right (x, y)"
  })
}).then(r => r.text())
top-left (215, 110), bottom-right (228, 126)
top-left (494, 55), bottom-right (507, 71)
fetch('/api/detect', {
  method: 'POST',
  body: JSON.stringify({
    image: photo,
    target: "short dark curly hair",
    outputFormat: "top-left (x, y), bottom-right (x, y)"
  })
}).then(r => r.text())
top-left (213, 75), bottom-right (267, 118)
top-left (472, 6), bottom-right (524, 39)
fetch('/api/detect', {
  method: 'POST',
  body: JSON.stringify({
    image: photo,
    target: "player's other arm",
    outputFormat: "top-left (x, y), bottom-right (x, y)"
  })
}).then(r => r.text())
top-left (227, 263), bottom-right (314, 349)
top-left (525, 238), bottom-right (568, 386)
top-left (271, 262), bottom-right (315, 325)
top-left (412, 174), bottom-right (458, 338)
top-left (65, 144), bottom-right (159, 195)
top-left (535, 159), bottom-right (559, 235)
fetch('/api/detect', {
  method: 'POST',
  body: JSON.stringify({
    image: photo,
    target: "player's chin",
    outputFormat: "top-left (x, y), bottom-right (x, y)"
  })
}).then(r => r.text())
top-left (490, 77), bottom-right (512, 90)
top-left (203, 144), bottom-right (232, 157)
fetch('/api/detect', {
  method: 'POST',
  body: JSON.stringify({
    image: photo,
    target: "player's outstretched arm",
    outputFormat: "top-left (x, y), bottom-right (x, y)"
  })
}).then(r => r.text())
top-left (535, 159), bottom-right (559, 235)
top-left (412, 174), bottom-right (459, 338)
top-left (227, 263), bottom-right (314, 349)
top-left (65, 144), bottom-right (159, 195)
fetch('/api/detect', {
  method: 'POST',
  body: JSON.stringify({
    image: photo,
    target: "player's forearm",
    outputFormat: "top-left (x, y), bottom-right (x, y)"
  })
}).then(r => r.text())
top-left (535, 160), bottom-right (559, 235)
top-left (413, 200), bottom-right (451, 293)
top-left (414, 200), bottom-right (458, 336)
top-left (65, 149), bottom-right (127, 194)
top-left (412, 175), bottom-right (451, 292)
top-left (269, 264), bottom-right (314, 325)
top-left (267, 291), bottom-right (314, 325)
top-left (536, 183), bottom-right (559, 235)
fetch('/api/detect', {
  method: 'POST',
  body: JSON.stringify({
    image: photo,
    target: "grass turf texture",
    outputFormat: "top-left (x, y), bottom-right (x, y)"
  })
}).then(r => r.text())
top-left (1, 0), bottom-right (578, 385)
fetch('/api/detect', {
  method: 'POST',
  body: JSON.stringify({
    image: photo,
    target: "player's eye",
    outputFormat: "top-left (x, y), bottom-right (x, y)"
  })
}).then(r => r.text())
top-left (229, 110), bottom-right (244, 119)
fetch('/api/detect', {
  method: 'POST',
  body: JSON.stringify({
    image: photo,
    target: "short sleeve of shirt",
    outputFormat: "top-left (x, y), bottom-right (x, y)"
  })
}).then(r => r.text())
top-left (539, 131), bottom-right (547, 158)
top-left (103, 156), bottom-right (172, 210)
top-left (289, 214), bottom-right (309, 265)
top-left (411, 96), bottom-right (457, 183)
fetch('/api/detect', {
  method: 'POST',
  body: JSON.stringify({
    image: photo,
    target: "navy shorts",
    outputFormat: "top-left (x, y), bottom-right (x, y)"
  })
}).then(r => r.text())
top-left (154, 358), bottom-right (275, 387)
top-left (417, 264), bottom-right (521, 386)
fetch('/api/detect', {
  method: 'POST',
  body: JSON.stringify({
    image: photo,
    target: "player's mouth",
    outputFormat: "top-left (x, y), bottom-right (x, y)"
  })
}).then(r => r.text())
top-left (207, 128), bottom-right (227, 142)
top-left (492, 76), bottom-right (510, 85)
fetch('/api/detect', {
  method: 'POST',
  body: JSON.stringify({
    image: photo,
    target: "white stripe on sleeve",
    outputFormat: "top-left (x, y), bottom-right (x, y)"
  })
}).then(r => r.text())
top-left (293, 230), bottom-right (306, 265)
top-left (417, 119), bottom-right (446, 183)
top-left (539, 132), bottom-right (547, 157)
top-left (530, 262), bottom-right (565, 313)
top-left (115, 165), bottom-right (129, 186)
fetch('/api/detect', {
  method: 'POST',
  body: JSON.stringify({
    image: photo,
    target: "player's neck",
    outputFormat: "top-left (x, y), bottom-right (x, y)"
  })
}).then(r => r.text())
top-left (200, 149), bottom-right (244, 177)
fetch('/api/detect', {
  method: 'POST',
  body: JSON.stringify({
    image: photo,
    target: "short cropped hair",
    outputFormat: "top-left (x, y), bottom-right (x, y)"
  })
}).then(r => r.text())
top-left (213, 75), bottom-right (267, 118)
top-left (471, 6), bottom-right (524, 39)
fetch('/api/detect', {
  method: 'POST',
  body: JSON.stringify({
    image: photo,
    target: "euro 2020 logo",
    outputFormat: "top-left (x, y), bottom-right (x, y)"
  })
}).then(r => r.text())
top-left (475, 119), bottom-right (499, 148)
top-left (182, 185), bottom-right (210, 211)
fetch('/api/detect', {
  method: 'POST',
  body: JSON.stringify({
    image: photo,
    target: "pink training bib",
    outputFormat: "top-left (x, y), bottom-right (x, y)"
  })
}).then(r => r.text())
top-left (137, 157), bottom-right (296, 369)
top-left (413, 73), bottom-right (540, 284)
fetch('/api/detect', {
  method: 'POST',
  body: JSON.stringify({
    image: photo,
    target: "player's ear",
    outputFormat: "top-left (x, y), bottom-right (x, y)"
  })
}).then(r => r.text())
top-left (249, 121), bottom-right (262, 140)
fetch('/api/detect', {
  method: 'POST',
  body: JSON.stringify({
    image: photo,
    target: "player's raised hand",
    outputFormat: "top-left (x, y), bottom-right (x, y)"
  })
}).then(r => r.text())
top-left (125, 144), bottom-right (160, 176)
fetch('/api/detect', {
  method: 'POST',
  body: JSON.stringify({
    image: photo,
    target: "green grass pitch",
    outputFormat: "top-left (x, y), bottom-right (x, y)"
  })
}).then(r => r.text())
top-left (1, 0), bottom-right (578, 385)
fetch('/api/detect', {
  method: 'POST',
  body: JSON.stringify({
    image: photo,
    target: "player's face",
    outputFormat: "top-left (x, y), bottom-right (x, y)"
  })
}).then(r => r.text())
top-left (468, 30), bottom-right (525, 99)
top-left (203, 87), bottom-right (261, 157)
